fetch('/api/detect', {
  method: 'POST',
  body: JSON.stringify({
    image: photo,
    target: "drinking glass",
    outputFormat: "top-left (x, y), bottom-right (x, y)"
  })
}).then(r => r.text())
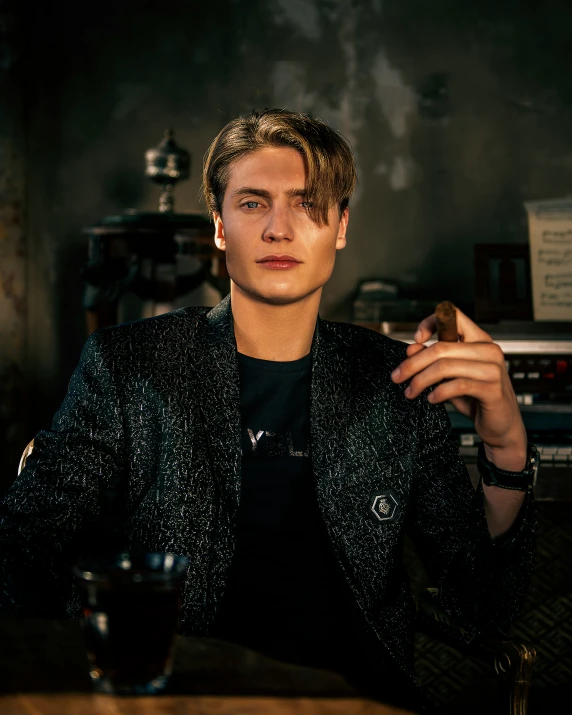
top-left (73, 552), bottom-right (189, 694)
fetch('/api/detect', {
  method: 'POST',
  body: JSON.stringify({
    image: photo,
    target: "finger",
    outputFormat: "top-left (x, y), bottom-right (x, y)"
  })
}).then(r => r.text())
top-left (403, 358), bottom-right (503, 400)
top-left (453, 306), bottom-right (492, 343)
top-left (405, 342), bottom-right (426, 358)
top-left (392, 341), bottom-right (506, 384)
top-left (426, 376), bottom-right (504, 405)
top-left (413, 314), bottom-right (436, 343)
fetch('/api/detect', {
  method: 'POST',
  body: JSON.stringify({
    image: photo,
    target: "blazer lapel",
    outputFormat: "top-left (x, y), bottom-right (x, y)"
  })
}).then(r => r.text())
top-left (193, 294), bottom-right (241, 510)
top-left (192, 295), bottom-right (242, 619)
top-left (310, 318), bottom-right (351, 495)
top-left (311, 320), bottom-right (419, 674)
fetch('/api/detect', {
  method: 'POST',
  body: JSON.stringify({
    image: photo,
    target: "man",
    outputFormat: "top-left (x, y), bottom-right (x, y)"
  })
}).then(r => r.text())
top-left (0, 110), bottom-right (535, 711)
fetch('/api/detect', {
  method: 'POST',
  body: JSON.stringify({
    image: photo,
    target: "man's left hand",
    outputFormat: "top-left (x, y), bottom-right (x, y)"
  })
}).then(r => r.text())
top-left (391, 306), bottom-right (527, 470)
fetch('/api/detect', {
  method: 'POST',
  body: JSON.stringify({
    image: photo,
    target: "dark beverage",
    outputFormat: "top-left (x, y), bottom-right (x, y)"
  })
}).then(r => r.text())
top-left (83, 588), bottom-right (180, 692)
top-left (74, 553), bottom-right (188, 694)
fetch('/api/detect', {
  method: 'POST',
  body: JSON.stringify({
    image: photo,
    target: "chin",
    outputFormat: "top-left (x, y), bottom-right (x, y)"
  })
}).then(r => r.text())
top-left (256, 292), bottom-right (305, 306)
top-left (238, 285), bottom-right (317, 306)
top-left (278, 296), bottom-right (309, 306)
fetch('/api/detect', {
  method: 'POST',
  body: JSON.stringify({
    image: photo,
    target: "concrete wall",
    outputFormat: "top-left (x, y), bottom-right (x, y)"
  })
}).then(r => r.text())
top-left (0, 4), bottom-right (27, 486)
top-left (2, 0), bottom-right (572, 485)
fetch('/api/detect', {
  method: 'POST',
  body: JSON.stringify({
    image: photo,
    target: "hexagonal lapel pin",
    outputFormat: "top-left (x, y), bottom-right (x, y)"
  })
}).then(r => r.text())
top-left (369, 489), bottom-right (400, 523)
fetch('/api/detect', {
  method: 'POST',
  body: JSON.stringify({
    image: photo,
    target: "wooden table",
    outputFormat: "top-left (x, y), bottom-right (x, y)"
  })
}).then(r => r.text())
top-left (0, 618), bottom-right (414, 715)
top-left (0, 694), bottom-right (410, 714)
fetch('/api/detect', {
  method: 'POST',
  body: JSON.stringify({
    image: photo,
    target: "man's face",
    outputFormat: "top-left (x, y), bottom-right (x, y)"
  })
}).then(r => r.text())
top-left (213, 146), bottom-right (348, 306)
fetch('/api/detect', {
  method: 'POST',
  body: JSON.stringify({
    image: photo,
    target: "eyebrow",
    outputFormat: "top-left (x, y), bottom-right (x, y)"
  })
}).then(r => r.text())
top-left (230, 187), bottom-right (308, 200)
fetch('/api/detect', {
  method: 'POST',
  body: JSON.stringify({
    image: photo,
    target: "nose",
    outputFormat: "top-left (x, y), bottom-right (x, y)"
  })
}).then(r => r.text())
top-left (262, 203), bottom-right (294, 243)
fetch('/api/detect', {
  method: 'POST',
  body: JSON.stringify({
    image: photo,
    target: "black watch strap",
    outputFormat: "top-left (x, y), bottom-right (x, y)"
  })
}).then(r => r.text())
top-left (477, 442), bottom-right (539, 492)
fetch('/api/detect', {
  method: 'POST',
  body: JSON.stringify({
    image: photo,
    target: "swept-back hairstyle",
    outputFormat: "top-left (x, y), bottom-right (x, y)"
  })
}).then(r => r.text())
top-left (202, 109), bottom-right (357, 226)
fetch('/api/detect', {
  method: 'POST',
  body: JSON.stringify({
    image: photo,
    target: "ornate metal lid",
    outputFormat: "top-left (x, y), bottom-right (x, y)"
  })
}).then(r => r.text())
top-left (145, 129), bottom-right (191, 213)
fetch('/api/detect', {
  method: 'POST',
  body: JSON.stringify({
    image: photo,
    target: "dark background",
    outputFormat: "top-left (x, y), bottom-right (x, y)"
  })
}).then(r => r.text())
top-left (1, 1), bottom-right (571, 708)
top-left (3, 0), bottom-right (572, 483)
top-left (2, 4), bottom-right (572, 439)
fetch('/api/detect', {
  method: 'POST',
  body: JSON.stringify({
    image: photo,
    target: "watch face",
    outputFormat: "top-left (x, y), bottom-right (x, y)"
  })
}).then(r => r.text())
top-left (530, 445), bottom-right (540, 488)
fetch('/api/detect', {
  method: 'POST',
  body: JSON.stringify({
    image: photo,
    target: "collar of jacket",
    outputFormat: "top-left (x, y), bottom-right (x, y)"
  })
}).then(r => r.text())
top-left (198, 292), bottom-right (387, 551)
top-left (197, 291), bottom-right (395, 527)
top-left (197, 292), bottom-right (323, 507)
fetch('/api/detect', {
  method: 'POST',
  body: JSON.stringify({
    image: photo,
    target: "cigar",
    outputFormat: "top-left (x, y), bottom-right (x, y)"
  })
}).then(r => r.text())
top-left (435, 301), bottom-right (458, 342)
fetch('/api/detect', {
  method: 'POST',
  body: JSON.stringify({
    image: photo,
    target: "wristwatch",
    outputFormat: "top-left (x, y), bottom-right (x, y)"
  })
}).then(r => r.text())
top-left (477, 442), bottom-right (539, 492)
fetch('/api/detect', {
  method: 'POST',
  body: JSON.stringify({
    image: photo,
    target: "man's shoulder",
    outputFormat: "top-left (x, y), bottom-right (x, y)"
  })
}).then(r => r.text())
top-left (93, 306), bottom-right (210, 344)
top-left (319, 319), bottom-right (408, 370)
top-left (83, 307), bottom-right (212, 368)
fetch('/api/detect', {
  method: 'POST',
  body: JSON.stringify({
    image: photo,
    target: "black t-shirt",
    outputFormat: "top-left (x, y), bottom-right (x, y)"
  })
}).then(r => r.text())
top-left (210, 351), bottom-right (392, 684)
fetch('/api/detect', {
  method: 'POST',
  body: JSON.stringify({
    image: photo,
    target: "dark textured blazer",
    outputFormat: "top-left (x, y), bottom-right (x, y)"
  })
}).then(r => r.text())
top-left (0, 295), bottom-right (535, 677)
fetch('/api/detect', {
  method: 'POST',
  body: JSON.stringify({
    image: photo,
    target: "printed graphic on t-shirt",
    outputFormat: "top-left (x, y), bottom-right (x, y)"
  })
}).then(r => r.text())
top-left (242, 428), bottom-right (310, 458)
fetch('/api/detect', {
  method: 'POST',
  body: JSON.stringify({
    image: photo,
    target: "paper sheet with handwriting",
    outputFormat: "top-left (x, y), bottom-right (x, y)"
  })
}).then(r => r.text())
top-left (525, 198), bottom-right (572, 321)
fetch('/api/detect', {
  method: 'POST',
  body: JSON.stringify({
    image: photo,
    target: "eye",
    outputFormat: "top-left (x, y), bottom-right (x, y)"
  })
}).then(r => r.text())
top-left (300, 201), bottom-right (314, 209)
top-left (241, 201), bottom-right (260, 209)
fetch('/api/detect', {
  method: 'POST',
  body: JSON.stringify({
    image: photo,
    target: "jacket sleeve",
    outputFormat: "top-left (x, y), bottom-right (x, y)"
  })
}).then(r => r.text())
top-left (407, 394), bottom-right (536, 638)
top-left (0, 330), bottom-right (125, 617)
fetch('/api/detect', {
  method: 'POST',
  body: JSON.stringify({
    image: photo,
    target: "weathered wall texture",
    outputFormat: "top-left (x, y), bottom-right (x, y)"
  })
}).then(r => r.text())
top-left (0, 6), bottom-right (27, 486)
top-left (2, 0), bottom-right (572, 477)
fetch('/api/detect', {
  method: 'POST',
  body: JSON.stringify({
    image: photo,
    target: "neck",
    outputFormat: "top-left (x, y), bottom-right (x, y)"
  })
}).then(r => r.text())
top-left (230, 283), bottom-right (321, 361)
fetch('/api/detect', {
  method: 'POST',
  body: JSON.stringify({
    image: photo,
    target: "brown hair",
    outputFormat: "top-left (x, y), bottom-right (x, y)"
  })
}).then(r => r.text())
top-left (202, 109), bottom-right (357, 226)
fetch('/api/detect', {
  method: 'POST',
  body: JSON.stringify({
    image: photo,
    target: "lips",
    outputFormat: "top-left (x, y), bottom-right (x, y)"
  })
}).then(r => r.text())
top-left (257, 255), bottom-right (301, 263)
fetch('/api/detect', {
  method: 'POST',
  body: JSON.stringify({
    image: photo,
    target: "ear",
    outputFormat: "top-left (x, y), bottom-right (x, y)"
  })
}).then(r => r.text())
top-left (336, 207), bottom-right (349, 251)
top-left (213, 212), bottom-right (226, 251)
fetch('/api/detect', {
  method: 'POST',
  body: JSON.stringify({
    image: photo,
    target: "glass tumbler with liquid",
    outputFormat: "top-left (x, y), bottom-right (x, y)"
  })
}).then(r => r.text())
top-left (73, 552), bottom-right (189, 694)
